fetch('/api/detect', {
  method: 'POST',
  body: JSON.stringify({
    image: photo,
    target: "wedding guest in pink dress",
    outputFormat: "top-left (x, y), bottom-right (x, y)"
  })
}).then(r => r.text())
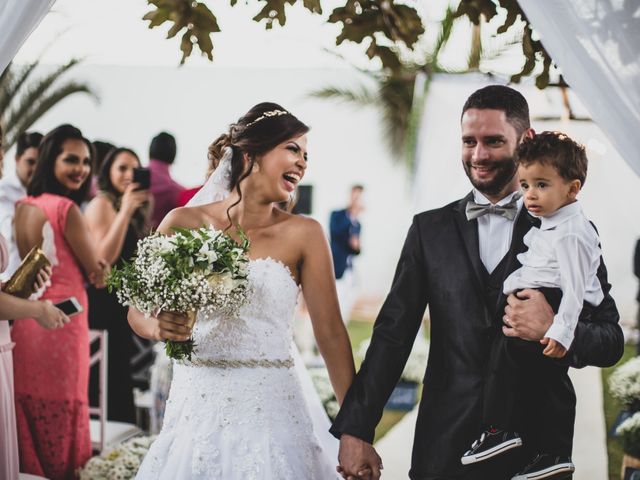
top-left (0, 127), bottom-right (69, 480)
top-left (12, 124), bottom-right (107, 479)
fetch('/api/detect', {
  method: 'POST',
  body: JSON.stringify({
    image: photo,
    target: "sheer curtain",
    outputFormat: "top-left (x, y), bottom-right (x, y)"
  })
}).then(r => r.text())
top-left (0, 0), bottom-right (56, 73)
top-left (518, 0), bottom-right (640, 176)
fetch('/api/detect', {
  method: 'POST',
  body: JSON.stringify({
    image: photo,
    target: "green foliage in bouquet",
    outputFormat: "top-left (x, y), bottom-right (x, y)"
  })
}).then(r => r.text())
top-left (107, 226), bottom-right (251, 361)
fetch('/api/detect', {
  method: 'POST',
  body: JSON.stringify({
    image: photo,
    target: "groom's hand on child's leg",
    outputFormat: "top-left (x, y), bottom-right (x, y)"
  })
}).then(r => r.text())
top-left (541, 338), bottom-right (567, 358)
top-left (503, 289), bottom-right (554, 341)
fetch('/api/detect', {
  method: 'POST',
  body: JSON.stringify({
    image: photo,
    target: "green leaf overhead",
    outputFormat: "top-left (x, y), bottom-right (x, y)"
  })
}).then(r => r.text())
top-left (143, 0), bottom-right (560, 88)
top-left (144, 0), bottom-right (220, 64)
top-left (455, 0), bottom-right (556, 88)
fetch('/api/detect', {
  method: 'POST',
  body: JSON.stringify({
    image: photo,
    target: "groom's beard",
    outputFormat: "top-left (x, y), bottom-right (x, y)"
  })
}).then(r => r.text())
top-left (463, 154), bottom-right (518, 197)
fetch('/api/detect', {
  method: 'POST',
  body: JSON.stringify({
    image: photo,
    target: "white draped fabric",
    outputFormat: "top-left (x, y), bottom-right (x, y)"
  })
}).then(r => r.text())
top-left (518, 0), bottom-right (640, 177)
top-left (0, 0), bottom-right (56, 74)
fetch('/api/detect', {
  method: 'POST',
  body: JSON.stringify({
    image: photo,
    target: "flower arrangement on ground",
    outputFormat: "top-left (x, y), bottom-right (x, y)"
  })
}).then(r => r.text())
top-left (609, 356), bottom-right (640, 412)
top-left (108, 226), bottom-right (250, 360)
top-left (309, 367), bottom-right (340, 419)
top-left (617, 412), bottom-right (640, 459)
top-left (357, 335), bottom-right (429, 384)
top-left (78, 436), bottom-right (156, 480)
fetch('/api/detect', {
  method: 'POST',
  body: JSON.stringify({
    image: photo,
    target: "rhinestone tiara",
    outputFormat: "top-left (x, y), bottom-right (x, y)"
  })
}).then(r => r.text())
top-left (245, 109), bottom-right (289, 127)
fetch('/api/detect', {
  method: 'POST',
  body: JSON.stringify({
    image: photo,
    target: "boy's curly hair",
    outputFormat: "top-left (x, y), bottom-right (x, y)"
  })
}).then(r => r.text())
top-left (517, 131), bottom-right (588, 186)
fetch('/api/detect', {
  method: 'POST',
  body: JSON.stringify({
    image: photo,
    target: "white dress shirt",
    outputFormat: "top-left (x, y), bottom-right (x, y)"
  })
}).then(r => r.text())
top-left (503, 202), bottom-right (604, 350)
top-left (0, 174), bottom-right (26, 281)
top-left (473, 189), bottom-right (523, 273)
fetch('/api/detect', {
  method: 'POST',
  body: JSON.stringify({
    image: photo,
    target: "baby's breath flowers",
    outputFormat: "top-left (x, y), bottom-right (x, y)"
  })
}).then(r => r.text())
top-left (78, 435), bottom-right (156, 479)
top-left (108, 226), bottom-right (250, 360)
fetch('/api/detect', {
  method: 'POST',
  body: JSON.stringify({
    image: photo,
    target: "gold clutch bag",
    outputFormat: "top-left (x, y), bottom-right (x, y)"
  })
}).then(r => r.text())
top-left (2, 246), bottom-right (51, 299)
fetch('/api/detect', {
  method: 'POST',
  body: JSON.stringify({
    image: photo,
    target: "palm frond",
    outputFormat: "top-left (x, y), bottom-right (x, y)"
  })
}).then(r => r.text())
top-left (467, 23), bottom-right (482, 70)
top-left (431, 6), bottom-right (456, 66)
top-left (4, 58), bottom-right (84, 129)
top-left (378, 74), bottom-right (416, 156)
top-left (0, 63), bottom-right (15, 117)
top-left (4, 82), bottom-right (99, 149)
top-left (307, 84), bottom-right (378, 106)
top-left (480, 27), bottom-right (523, 63)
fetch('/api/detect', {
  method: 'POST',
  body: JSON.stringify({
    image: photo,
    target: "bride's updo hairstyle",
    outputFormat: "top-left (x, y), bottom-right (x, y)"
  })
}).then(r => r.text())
top-left (208, 102), bottom-right (309, 227)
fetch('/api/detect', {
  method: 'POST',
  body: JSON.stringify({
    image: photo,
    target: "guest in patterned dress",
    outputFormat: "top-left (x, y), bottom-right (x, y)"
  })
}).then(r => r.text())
top-left (12, 124), bottom-right (108, 479)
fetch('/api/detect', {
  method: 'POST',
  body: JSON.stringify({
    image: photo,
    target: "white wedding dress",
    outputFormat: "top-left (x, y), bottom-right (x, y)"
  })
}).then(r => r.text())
top-left (136, 257), bottom-right (339, 479)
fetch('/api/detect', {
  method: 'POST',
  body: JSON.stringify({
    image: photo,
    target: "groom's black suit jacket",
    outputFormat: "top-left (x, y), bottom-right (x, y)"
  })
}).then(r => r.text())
top-left (331, 193), bottom-right (623, 479)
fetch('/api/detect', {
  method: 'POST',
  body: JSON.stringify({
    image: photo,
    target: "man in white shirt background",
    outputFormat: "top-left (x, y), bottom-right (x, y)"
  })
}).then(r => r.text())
top-left (0, 131), bottom-right (42, 280)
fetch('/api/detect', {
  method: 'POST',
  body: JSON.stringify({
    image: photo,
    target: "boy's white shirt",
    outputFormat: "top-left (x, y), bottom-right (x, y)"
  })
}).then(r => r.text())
top-left (503, 201), bottom-right (604, 350)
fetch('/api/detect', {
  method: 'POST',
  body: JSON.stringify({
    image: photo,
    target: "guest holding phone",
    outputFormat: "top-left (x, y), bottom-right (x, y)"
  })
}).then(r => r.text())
top-left (85, 147), bottom-right (151, 424)
top-left (12, 124), bottom-right (108, 479)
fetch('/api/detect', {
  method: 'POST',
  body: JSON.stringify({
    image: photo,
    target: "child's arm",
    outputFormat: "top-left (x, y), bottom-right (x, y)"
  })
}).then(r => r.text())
top-left (544, 232), bottom-right (600, 354)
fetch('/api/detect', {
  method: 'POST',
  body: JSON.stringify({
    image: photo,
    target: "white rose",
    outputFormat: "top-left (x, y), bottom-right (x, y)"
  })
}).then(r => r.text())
top-left (197, 244), bottom-right (218, 264)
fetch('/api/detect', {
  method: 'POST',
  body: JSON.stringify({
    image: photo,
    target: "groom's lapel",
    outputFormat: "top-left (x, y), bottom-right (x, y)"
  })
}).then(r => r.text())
top-left (453, 192), bottom-right (486, 297)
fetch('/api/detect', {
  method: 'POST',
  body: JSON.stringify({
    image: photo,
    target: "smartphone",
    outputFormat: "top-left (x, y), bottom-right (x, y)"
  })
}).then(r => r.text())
top-left (54, 297), bottom-right (83, 317)
top-left (132, 167), bottom-right (151, 190)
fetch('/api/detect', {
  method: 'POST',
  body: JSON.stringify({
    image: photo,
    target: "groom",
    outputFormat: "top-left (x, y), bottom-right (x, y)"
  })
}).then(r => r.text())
top-left (331, 85), bottom-right (623, 479)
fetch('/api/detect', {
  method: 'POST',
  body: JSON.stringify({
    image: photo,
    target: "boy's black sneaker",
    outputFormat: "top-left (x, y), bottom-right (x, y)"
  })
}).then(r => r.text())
top-left (511, 454), bottom-right (575, 479)
top-left (460, 428), bottom-right (523, 465)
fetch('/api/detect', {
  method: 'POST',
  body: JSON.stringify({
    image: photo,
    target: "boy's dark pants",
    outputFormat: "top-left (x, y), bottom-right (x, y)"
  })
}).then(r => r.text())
top-left (482, 288), bottom-right (576, 457)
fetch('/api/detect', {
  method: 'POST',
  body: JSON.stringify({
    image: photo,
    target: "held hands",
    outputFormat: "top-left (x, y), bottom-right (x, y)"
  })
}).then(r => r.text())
top-left (541, 338), bottom-right (567, 358)
top-left (502, 289), bottom-right (554, 341)
top-left (337, 434), bottom-right (383, 480)
top-left (35, 300), bottom-right (70, 330)
top-left (121, 183), bottom-right (149, 215)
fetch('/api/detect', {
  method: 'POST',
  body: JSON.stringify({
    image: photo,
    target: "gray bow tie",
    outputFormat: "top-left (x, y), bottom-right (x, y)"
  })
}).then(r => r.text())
top-left (465, 195), bottom-right (520, 221)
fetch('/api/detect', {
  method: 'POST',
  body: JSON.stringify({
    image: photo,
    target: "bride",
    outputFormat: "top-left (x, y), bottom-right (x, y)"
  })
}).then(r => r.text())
top-left (128, 103), bottom-right (355, 479)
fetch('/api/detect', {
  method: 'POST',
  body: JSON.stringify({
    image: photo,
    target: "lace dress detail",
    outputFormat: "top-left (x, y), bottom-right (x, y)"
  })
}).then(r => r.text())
top-left (136, 258), bottom-right (339, 479)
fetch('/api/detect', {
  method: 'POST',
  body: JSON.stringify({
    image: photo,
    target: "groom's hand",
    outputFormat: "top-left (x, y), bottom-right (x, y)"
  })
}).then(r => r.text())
top-left (337, 434), bottom-right (382, 480)
top-left (503, 289), bottom-right (554, 341)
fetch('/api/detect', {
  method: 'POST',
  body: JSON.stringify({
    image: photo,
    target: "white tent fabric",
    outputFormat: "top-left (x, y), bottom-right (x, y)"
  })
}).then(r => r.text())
top-left (0, 0), bottom-right (56, 74)
top-left (518, 0), bottom-right (640, 177)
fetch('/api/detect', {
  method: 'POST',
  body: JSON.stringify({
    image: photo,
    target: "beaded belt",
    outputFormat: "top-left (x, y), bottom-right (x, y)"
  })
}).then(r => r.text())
top-left (178, 358), bottom-right (294, 369)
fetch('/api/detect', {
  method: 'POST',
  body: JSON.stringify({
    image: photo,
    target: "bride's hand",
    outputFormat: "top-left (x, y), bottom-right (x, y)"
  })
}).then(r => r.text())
top-left (155, 311), bottom-right (192, 342)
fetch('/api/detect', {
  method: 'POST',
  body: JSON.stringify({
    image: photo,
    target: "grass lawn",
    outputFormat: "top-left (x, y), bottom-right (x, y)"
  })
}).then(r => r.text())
top-left (346, 318), bottom-right (427, 442)
top-left (602, 343), bottom-right (636, 479)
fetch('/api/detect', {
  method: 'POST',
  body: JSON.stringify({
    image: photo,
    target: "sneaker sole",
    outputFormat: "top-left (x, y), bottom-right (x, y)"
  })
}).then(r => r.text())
top-left (461, 438), bottom-right (523, 465)
top-left (511, 462), bottom-right (575, 480)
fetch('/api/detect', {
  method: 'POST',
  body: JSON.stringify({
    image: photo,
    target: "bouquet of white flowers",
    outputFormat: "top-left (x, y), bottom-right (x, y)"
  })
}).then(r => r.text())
top-left (78, 435), bottom-right (156, 480)
top-left (108, 226), bottom-right (251, 360)
top-left (609, 357), bottom-right (640, 411)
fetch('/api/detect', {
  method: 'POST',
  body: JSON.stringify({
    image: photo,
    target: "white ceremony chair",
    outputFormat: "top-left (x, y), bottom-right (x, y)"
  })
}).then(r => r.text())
top-left (88, 329), bottom-right (141, 453)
